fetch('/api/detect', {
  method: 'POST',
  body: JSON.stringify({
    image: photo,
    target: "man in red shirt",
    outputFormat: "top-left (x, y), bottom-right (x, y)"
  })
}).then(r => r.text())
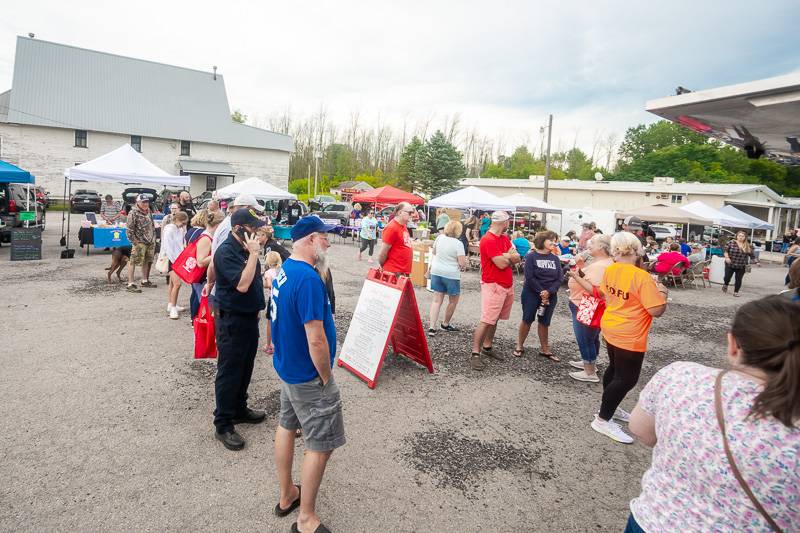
top-left (377, 202), bottom-right (414, 275)
top-left (471, 211), bottom-right (521, 371)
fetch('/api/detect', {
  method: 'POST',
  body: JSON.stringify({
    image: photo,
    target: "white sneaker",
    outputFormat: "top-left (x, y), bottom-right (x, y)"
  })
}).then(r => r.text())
top-left (166, 303), bottom-right (172, 313)
top-left (368, 258), bottom-right (374, 264)
top-left (591, 416), bottom-right (633, 444)
top-left (169, 307), bottom-right (179, 320)
top-left (568, 360), bottom-right (584, 369)
top-left (174, 305), bottom-right (187, 312)
top-left (613, 407), bottom-right (631, 423)
top-left (569, 370), bottom-right (600, 383)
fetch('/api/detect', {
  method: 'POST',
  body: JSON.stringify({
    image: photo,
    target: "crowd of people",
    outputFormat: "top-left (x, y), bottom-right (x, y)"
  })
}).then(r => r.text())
top-left (103, 192), bottom-right (798, 531)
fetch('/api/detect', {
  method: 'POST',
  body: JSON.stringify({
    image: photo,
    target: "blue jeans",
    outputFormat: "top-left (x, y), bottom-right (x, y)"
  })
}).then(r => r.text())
top-left (569, 301), bottom-right (600, 364)
top-left (624, 513), bottom-right (645, 533)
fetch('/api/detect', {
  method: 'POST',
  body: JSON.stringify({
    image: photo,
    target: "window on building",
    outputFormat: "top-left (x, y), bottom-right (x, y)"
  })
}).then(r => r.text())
top-left (131, 135), bottom-right (142, 152)
top-left (180, 140), bottom-right (191, 156)
top-left (671, 194), bottom-right (683, 204)
top-left (75, 130), bottom-right (87, 148)
top-left (206, 175), bottom-right (217, 191)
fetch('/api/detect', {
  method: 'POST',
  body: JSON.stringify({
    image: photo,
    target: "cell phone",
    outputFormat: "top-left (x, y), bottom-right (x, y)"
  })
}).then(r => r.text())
top-left (578, 268), bottom-right (585, 278)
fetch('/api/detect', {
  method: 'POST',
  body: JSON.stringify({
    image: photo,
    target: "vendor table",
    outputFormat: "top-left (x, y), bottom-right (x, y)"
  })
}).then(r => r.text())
top-left (78, 226), bottom-right (159, 254)
top-left (272, 225), bottom-right (293, 240)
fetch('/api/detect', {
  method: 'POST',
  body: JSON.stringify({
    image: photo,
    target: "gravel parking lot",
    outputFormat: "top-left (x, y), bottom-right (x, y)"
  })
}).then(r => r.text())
top-left (0, 215), bottom-right (789, 532)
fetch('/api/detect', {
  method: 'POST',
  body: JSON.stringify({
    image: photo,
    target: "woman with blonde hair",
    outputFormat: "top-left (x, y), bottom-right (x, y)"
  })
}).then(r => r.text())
top-left (185, 209), bottom-right (208, 245)
top-left (160, 211), bottom-right (189, 319)
top-left (626, 296), bottom-right (799, 531)
top-left (190, 210), bottom-right (225, 320)
top-left (591, 231), bottom-right (669, 444)
top-left (427, 219), bottom-right (466, 334)
top-left (262, 251), bottom-right (283, 354)
top-left (723, 230), bottom-right (756, 297)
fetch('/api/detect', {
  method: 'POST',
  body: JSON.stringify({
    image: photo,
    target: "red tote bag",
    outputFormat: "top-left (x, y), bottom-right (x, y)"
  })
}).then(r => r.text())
top-left (576, 286), bottom-right (606, 329)
top-left (194, 296), bottom-right (217, 359)
top-left (172, 234), bottom-right (210, 284)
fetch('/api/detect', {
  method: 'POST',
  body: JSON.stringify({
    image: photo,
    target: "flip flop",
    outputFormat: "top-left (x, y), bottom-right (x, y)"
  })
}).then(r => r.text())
top-left (291, 523), bottom-right (331, 533)
top-left (538, 351), bottom-right (560, 362)
top-left (512, 347), bottom-right (525, 357)
top-left (275, 485), bottom-right (301, 517)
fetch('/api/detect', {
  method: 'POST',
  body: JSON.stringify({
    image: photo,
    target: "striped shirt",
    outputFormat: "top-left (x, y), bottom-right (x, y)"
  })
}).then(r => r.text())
top-left (100, 201), bottom-right (122, 220)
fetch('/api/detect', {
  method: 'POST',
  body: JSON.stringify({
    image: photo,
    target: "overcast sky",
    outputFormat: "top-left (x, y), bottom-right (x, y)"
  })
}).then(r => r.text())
top-left (1, 0), bottom-right (797, 159)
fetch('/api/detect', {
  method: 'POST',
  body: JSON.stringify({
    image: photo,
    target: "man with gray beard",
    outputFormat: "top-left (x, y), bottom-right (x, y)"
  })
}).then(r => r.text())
top-left (270, 216), bottom-right (342, 533)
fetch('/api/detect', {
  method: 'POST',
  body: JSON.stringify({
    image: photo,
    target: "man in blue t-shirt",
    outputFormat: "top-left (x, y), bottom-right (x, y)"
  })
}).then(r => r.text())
top-left (271, 215), bottom-right (343, 533)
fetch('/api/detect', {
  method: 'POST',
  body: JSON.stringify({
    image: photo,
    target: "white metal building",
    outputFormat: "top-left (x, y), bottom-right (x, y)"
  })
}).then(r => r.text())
top-left (0, 36), bottom-right (293, 199)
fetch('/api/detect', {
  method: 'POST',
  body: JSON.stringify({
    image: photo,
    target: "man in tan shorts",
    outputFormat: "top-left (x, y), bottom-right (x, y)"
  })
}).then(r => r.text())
top-left (126, 194), bottom-right (157, 293)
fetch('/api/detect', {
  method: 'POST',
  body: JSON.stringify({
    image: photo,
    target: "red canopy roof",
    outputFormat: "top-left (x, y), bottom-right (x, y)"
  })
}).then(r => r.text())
top-left (351, 185), bottom-right (424, 205)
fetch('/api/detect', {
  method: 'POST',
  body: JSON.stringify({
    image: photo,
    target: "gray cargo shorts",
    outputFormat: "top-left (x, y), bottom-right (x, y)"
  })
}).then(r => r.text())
top-left (279, 376), bottom-right (346, 452)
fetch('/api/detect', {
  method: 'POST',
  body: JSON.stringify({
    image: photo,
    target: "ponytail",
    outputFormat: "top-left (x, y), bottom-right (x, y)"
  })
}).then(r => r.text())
top-left (732, 296), bottom-right (800, 428)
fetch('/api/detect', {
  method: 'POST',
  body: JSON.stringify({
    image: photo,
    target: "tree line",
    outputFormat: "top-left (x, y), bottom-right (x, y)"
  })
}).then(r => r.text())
top-left (248, 108), bottom-right (799, 198)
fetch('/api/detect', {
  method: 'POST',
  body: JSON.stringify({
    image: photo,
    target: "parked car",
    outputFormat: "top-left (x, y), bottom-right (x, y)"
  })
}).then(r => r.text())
top-left (647, 224), bottom-right (680, 242)
top-left (308, 195), bottom-right (337, 211)
top-left (191, 190), bottom-right (213, 206)
top-left (70, 189), bottom-right (102, 214)
top-left (310, 202), bottom-right (351, 225)
top-left (701, 226), bottom-right (735, 243)
top-left (0, 183), bottom-right (45, 241)
top-left (121, 187), bottom-right (158, 214)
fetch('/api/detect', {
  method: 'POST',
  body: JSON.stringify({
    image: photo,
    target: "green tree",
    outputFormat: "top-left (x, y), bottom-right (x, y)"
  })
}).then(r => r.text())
top-left (617, 121), bottom-right (707, 163)
top-left (323, 144), bottom-right (356, 181)
top-left (231, 109), bottom-right (247, 124)
top-left (395, 136), bottom-right (424, 192)
top-left (416, 131), bottom-right (467, 198)
top-left (288, 178), bottom-right (309, 195)
top-left (564, 148), bottom-right (595, 180)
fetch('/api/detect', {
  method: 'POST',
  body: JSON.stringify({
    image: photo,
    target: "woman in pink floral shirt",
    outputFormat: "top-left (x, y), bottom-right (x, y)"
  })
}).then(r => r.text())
top-left (627, 296), bottom-right (799, 532)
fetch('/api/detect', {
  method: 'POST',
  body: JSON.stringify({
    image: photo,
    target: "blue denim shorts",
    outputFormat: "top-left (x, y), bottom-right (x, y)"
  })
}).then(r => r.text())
top-left (521, 289), bottom-right (557, 326)
top-left (430, 274), bottom-right (461, 296)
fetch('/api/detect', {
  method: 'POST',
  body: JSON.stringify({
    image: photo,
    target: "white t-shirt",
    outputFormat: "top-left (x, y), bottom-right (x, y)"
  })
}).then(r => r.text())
top-left (430, 234), bottom-right (465, 280)
top-left (159, 223), bottom-right (185, 263)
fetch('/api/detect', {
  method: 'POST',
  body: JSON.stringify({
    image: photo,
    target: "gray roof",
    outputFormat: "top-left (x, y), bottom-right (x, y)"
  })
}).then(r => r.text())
top-left (1, 37), bottom-right (292, 152)
top-left (178, 160), bottom-right (236, 176)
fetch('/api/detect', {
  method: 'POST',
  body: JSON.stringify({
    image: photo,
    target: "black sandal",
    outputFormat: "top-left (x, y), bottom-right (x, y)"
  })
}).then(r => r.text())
top-left (538, 351), bottom-right (560, 362)
top-left (512, 347), bottom-right (525, 357)
top-left (291, 522), bottom-right (331, 533)
top-left (275, 485), bottom-right (301, 517)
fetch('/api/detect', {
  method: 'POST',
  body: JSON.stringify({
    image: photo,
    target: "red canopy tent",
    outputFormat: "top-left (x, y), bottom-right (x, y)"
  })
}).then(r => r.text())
top-left (351, 185), bottom-right (424, 205)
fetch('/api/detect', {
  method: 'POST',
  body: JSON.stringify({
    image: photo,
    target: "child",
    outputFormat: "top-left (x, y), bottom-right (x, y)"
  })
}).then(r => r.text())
top-left (262, 251), bottom-right (282, 354)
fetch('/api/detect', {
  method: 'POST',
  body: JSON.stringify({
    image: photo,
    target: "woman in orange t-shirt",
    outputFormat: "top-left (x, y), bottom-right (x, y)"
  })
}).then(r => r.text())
top-left (591, 231), bottom-right (669, 445)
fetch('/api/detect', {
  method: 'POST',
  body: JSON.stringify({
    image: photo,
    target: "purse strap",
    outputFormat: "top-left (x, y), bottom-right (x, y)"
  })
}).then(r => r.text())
top-left (714, 370), bottom-right (783, 533)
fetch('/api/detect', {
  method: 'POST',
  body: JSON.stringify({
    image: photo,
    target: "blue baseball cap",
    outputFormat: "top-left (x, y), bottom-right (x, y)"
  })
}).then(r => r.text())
top-left (230, 207), bottom-right (267, 228)
top-left (291, 215), bottom-right (337, 241)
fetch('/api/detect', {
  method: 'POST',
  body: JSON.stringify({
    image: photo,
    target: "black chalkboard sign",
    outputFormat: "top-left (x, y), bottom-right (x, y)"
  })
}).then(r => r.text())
top-left (11, 227), bottom-right (42, 261)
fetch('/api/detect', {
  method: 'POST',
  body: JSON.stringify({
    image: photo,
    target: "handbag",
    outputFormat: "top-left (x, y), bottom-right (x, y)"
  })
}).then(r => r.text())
top-left (714, 370), bottom-right (782, 532)
top-left (172, 233), bottom-right (210, 284)
top-left (193, 296), bottom-right (217, 359)
top-left (155, 254), bottom-right (170, 275)
top-left (576, 286), bottom-right (605, 329)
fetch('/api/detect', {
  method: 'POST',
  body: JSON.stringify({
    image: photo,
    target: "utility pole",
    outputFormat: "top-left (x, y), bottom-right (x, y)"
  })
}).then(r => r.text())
top-left (307, 163), bottom-right (311, 198)
top-left (542, 114), bottom-right (553, 228)
top-left (314, 149), bottom-right (321, 198)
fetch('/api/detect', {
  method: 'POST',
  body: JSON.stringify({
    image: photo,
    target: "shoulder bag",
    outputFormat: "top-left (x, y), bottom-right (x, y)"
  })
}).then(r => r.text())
top-left (715, 370), bottom-right (782, 532)
top-left (576, 286), bottom-right (605, 329)
top-left (172, 233), bottom-right (211, 284)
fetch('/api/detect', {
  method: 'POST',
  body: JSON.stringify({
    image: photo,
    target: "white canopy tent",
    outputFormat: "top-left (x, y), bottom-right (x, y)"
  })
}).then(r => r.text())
top-left (680, 201), bottom-right (749, 228)
top-left (719, 205), bottom-right (774, 230)
top-left (502, 193), bottom-right (562, 214)
top-left (215, 177), bottom-right (296, 200)
top-left (64, 144), bottom-right (189, 186)
top-left (428, 186), bottom-right (515, 211)
top-left (61, 144), bottom-right (189, 257)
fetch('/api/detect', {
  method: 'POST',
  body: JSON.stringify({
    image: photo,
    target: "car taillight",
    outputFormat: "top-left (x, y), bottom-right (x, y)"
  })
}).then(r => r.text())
top-left (8, 199), bottom-right (17, 213)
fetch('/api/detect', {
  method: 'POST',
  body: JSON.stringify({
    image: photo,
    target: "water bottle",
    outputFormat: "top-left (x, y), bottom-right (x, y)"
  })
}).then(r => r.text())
top-left (537, 303), bottom-right (547, 317)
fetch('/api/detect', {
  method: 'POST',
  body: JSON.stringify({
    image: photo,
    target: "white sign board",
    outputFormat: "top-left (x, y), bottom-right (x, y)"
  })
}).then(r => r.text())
top-left (338, 279), bottom-right (402, 381)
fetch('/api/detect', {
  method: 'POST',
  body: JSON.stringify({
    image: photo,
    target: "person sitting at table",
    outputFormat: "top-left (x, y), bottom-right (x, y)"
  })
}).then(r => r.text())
top-left (644, 236), bottom-right (659, 255)
top-left (687, 245), bottom-right (705, 265)
top-left (661, 236), bottom-right (675, 251)
top-left (511, 231), bottom-right (531, 257)
top-left (678, 238), bottom-right (692, 256)
top-left (652, 243), bottom-right (690, 276)
top-left (557, 237), bottom-right (572, 255)
top-left (100, 195), bottom-right (123, 224)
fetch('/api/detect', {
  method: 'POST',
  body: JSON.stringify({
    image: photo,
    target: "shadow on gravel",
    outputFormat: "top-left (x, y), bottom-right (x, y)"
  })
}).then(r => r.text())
top-left (69, 277), bottom-right (125, 295)
top-left (399, 428), bottom-right (554, 498)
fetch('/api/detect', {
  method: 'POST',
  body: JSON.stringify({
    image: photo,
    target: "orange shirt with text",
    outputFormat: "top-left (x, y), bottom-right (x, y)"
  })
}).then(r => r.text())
top-left (600, 262), bottom-right (665, 352)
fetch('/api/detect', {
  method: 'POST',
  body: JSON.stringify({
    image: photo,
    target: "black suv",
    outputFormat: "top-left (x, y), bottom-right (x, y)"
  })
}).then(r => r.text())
top-left (70, 189), bottom-right (102, 213)
top-left (0, 183), bottom-right (45, 242)
top-left (121, 187), bottom-right (159, 213)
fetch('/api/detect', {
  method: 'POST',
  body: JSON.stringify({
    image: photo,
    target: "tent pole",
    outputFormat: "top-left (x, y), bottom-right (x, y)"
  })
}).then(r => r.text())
top-left (66, 181), bottom-right (72, 250)
top-left (60, 177), bottom-right (68, 244)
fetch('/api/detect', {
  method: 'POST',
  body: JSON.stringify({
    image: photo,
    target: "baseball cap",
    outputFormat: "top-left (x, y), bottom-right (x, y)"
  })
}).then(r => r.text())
top-left (491, 211), bottom-right (510, 222)
top-left (623, 215), bottom-right (643, 231)
top-left (136, 194), bottom-right (150, 202)
top-left (291, 215), bottom-right (337, 242)
top-left (230, 207), bottom-right (267, 229)
top-left (232, 194), bottom-right (264, 212)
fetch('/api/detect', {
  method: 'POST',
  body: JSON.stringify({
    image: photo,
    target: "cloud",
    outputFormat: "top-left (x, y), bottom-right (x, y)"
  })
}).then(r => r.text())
top-left (0, 0), bottom-right (797, 160)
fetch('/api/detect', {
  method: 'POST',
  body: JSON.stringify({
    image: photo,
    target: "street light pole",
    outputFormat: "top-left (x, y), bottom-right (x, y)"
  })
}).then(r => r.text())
top-left (542, 114), bottom-right (553, 228)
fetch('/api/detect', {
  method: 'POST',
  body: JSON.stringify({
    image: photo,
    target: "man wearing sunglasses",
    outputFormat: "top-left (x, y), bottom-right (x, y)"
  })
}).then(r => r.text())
top-left (377, 202), bottom-right (415, 276)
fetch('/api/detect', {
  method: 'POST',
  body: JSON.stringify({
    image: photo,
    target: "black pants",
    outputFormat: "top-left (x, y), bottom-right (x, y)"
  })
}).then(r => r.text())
top-left (359, 237), bottom-right (376, 255)
top-left (723, 264), bottom-right (746, 293)
top-left (599, 342), bottom-right (644, 421)
top-left (213, 310), bottom-right (260, 433)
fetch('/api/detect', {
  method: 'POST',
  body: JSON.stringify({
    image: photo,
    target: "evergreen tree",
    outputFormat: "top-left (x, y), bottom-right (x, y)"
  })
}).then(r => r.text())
top-left (416, 131), bottom-right (467, 198)
top-left (395, 136), bottom-right (424, 192)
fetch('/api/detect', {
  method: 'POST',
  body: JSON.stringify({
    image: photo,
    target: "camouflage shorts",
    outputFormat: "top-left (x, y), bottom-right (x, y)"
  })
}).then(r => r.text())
top-left (131, 243), bottom-right (155, 266)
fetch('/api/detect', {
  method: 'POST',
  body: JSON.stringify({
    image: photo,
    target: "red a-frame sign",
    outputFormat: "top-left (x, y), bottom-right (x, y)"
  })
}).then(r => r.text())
top-left (338, 269), bottom-right (433, 388)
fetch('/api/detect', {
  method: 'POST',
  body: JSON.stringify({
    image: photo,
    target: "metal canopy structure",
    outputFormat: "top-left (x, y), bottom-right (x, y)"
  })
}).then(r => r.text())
top-left (646, 73), bottom-right (800, 164)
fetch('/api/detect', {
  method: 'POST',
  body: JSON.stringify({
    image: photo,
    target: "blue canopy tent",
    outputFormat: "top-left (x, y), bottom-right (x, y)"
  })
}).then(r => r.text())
top-left (0, 160), bottom-right (34, 184)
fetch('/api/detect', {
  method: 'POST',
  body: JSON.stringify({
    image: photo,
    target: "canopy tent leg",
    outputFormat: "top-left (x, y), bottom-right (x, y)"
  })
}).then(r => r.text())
top-left (60, 177), bottom-right (68, 246)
